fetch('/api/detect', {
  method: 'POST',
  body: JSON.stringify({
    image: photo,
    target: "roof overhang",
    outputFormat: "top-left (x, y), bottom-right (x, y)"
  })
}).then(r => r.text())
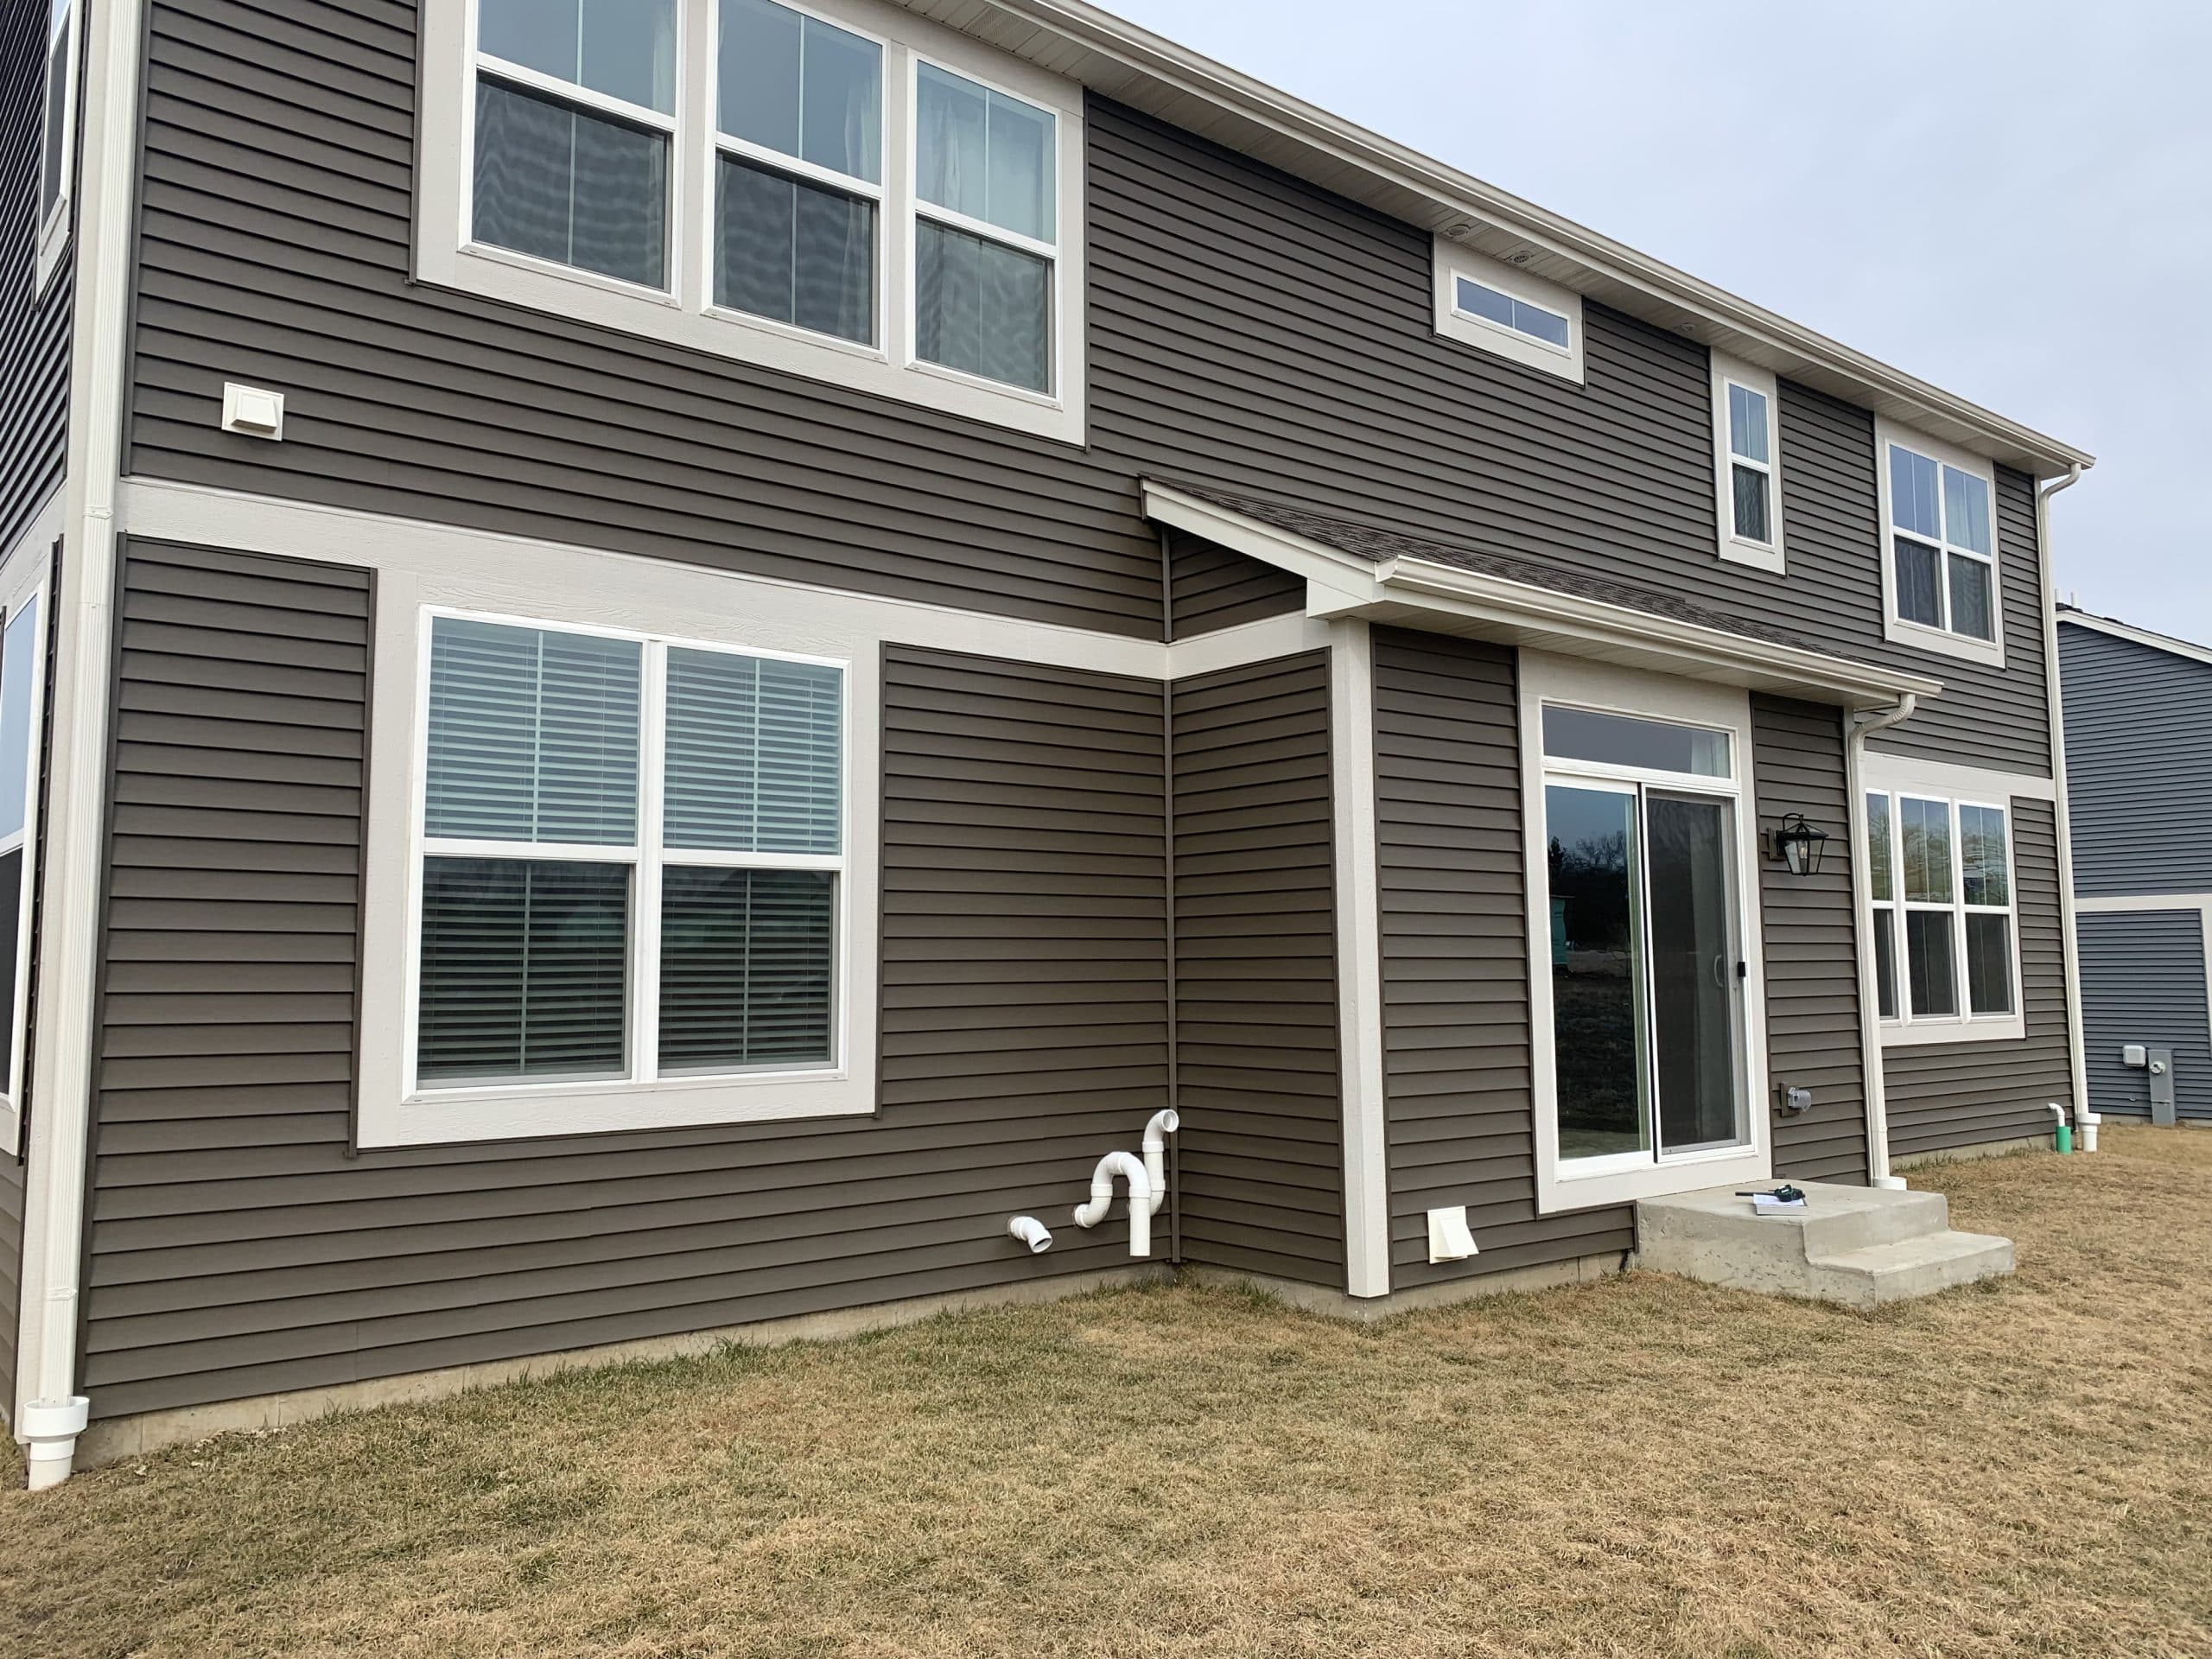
top-left (2056, 607), bottom-right (2212, 671)
top-left (1147, 481), bottom-right (1942, 713)
top-left (899, 0), bottom-right (2094, 481)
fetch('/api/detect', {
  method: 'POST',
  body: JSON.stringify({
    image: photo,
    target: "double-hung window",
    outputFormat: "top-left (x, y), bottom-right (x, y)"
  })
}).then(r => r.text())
top-left (0, 560), bottom-right (47, 1156)
top-left (423, 0), bottom-right (1085, 439)
top-left (1711, 354), bottom-right (1783, 570)
top-left (35, 0), bottom-right (79, 289)
top-left (1866, 789), bottom-right (2019, 1041)
top-left (472, 0), bottom-right (678, 289)
top-left (1878, 422), bottom-right (2004, 665)
top-left (411, 613), bottom-right (845, 1103)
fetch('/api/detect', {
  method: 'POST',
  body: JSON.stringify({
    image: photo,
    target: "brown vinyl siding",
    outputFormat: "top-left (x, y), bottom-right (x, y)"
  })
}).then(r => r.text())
top-left (130, 3), bottom-right (2056, 779)
top-left (1370, 629), bottom-right (1633, 1288)
top-left (1165, 531), bottom-right (1303, 641)
top-left (1882, 799), bottom-right (2074, 1160)
top-left (1169, 652), bottom-right (1341, 1286)
top-left (1, 0), bottom-right (69, 556)
top-left (1751, 695), bottom-right (1869, 1185)
top-left (82, 557), bottom-right (1196, 1421)
top-left (0, 1148), bottom-right (21, 1414)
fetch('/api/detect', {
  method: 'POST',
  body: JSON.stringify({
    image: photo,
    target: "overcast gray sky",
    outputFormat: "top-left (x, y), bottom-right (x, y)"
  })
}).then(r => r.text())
top-left (1104, 0), bottom-right (2212, 640)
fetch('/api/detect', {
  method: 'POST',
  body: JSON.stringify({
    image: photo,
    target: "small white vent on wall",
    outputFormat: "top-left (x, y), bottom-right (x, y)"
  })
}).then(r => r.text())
top-left (221, 383), bottom-right (285, 441)
top-left (1427, 1205), bottom-right (1479, 1263)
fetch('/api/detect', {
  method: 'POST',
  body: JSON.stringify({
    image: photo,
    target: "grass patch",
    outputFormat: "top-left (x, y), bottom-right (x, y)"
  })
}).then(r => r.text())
top-left (3, 1128), bottom-right (2209, 1657)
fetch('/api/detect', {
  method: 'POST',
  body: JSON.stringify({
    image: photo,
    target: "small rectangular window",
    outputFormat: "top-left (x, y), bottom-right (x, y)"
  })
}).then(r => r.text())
top-left (1711, 354), bottom-right (1783, 569)
top-left (912, 61), bottom-right (1058, 394)
top-left (1454, 276), bottom-right (1569, 351)
top-left (1880, 426), bottom-right (2003, 661)
top-left (1432, 239), bottom-right (1584, 383)
top-left (415, 613), bottom-right (846, 1096)
top-left (472, 0), bottom-right (677, 289)
top-left (1541, 705), bottom-right (1730, 778)
top-left (1869, 787), bottom-right (2017, 1033)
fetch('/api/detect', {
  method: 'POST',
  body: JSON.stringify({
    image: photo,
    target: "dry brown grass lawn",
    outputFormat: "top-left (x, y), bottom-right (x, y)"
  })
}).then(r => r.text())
top-left (4, 1127), bottom-right (2209, 1659)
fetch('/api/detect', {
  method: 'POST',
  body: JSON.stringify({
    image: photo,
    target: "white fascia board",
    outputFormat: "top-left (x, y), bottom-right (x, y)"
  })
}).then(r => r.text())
top-left (1141, 480), bottom-right (1384, 608)
top-left (2057, 609), bottom-right (2212, 674)
top-left (923, 0), bottom-right (2094, 480)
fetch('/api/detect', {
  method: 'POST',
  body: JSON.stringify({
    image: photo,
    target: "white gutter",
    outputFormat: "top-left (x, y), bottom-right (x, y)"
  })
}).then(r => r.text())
top-left (950, 0), bottom-right (2093, 480)
top-left (12, 0), bottom-right (144, 1487)
top-left (2039, 465), bottom-right (2093, 1135)
top-left (1848, 694), bottom-right (1918, 1187)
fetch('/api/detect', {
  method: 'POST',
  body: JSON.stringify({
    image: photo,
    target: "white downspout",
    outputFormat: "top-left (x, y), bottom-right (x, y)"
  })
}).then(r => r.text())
top-left (1071, 1151), bottom-right (1153, 1257)
top-left (1141, 1108), bottom-right (1179, 1216)
top-left (1849, 693), bottom-right (1917, 1188)
top-left (13, 0), bottom-right (147, 1488)
top-left (2038, 464), bottom-right (2093, 1141)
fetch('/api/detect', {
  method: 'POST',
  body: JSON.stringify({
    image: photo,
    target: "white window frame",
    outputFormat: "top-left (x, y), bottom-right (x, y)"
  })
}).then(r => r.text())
top-left (1711, 353), bottom-right (1784, 572)
top-left (0, 524), bottom-right (51, 1157)
top-left (1519, 652), bottom-right (1770, 1213)
top-left (1875, 418), bottom-right (2006, 668)
top-left (34, 0), bottom-right (79, 295)
top-left (377, 604), bottom-right (861, 1147)
top-left (1866, 780), bottom-right (2024, 1047)
top-left (1432, 238), bottom-right (1585, 385)
top-left (417, 0), bottom-right (1087, 444)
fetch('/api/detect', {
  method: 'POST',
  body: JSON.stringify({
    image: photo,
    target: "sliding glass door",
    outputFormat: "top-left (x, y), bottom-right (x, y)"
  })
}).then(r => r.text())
top-left (1541, 707), bottom-right (1750, 1175)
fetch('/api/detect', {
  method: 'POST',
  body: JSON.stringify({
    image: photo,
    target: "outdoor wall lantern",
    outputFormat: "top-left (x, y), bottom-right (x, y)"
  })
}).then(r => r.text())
top-left (1766, 814), bottom-right (1829, 877)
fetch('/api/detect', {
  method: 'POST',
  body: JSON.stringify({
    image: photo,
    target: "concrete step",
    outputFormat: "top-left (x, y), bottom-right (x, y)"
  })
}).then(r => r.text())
top-left (1635, 1180), bottom-right (2013, 1308)
top-left (1804, 1230), bottom-right (2015, 1311)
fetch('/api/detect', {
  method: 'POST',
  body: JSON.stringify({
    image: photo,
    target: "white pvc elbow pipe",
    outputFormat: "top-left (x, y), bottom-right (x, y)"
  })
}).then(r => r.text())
top-left (1142, 1109), bottom-right (1179, 1217)
top-left (1007, 1215), bottom-right (1053, 1254)
top-left (1071, 1150), bottom-right (1153, 1256)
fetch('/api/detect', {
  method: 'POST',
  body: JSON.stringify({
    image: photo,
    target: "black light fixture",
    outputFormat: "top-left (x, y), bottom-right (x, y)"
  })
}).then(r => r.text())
top-left (1770, 813), bottom-right (1829, 877)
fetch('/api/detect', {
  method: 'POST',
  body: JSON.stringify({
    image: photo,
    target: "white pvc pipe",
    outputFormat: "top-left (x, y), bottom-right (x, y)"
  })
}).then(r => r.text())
top-left (1071, 1150), bottom-right (1153, 1257)
top-left (1006, 1216), bottom-right (1053, 1254)
top-left (19, 1397), bottom-right (89, 1493)
top-left (1141, 1109), bottom-right (1179, 1217)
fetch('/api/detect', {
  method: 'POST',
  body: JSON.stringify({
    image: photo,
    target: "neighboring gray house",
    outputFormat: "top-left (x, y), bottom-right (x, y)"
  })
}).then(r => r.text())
top-left (2059, 606), bottom-right (2212, 1126)
top-left (0, 0), bottom-right (2094, 1486)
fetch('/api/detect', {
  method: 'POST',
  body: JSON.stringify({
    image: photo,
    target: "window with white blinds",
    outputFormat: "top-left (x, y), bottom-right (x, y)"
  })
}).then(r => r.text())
top-left (413, 613), bottom-right (844, 1096)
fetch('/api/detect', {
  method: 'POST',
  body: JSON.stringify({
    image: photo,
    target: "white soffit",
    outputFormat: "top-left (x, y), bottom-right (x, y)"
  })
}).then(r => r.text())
top-left (902, 0), bottom-right (2094, 481)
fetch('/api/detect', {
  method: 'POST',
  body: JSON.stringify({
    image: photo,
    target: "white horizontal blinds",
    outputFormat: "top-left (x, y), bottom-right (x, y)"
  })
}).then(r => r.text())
top-left (659, 869), bottom-right (835, 1071)
top-left (660, 647), bottom-right (840, 1071)
top-left (715, 0), bottom-right (883, 346)
top-left (664, 648), bottom-right (841, 853)
top-left (1866, 791), bottom-right (1898, 1021)
top-left (914, 61), bottom-right (1056, 392)
top-left (474, 0), bottom-right (676, 288)
top-left (0, 593), bottom-right (38, 1101)
top-left (418, 859), bottom-right (632, 1081)
top-left (1890, 444), bottom-right (1995, 640)
top-left (424, 618), bottom-right (641, 844)
top-left (419, 618), bottom-right (644, 1085)
top-left (1960, 804), bottom-right (2013, 1015)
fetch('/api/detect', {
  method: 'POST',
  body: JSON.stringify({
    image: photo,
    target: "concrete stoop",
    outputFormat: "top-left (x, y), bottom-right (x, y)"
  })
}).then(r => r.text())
top-left (1633, 1182), bottom-right (2013, 1310)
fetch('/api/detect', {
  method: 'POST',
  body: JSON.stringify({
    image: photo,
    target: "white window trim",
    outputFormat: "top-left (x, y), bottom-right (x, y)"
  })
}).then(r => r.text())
top-left (1875, 417), bottom-right (2006, 668)
top-left (416, 0), bottom-right (1086, 444)
top-left (33, 0), bottom-right (79, 295)
top-left (1865, 755), bottom-right (2027, 1047)
top-left (1432, 238), bottom-right (1585, 385)
top-left (1519, 652), bottom-right (1770, 1213)
top-left (367, 603), bottom-right (868, 1148)
top-left (0, 524), bottom-right (51, 1158)
top-left (1711, 352), bottom-right (1784, 573)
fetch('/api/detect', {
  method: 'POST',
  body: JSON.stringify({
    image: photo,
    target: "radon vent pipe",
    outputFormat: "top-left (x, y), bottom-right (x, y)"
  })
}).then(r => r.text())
top-left (1071, 1151), bottom-right (1154, 1256)
top-left (1142, 1109), bottom-right (1180, 1217)
top-left (1007, 1216), bottom-right (1053, 1254)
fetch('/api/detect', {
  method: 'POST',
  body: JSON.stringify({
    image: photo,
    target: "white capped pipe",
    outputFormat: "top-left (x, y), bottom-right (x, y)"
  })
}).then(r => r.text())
top-left (1006, 1215), bottom-right (1053, 1254)
top-left (20, 1396), bottom-right (89, 1493)
top-left (1142, 1109), bottom-right (1179, 1217)
top-left (2077, 1103), bottom-right (2101, 1154)
top-left (1071, 1150), bottom-right (1153, 1257)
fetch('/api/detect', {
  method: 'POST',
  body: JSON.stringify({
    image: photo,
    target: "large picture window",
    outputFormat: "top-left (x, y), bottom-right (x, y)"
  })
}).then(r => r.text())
top-left (410, 613), bottom-right (845, 1099)
top-left (0, 559), bottom-right (48, 1156)
top-left (422, 0), bottom-right (1085, 439)
top-left (1867, 789), bottom-right (2018, 1039)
